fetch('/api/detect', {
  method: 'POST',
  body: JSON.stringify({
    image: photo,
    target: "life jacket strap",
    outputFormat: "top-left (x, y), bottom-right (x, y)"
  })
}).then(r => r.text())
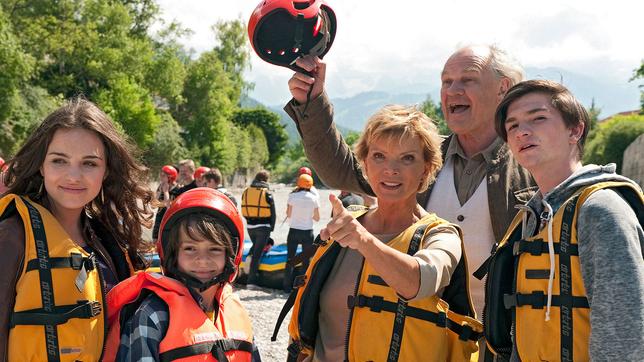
top-left (271, 290), bottom-right (298, 342)
top-left (159, 338), bottom-right (254, 362)
top-left (25, 252), bottom-right (96, 272)
top-left (503, 292), bottom-right (589, 310)
top-left (512, 239), bottom-right (579, 256)
top-left (10, 300), bottom-right (102, 327)
top-left (346, 294), bottom-right (482, 342)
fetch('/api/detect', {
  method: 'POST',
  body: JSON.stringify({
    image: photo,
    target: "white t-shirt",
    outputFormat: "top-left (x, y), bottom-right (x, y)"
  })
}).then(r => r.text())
top-left (287, 190), bottom-right (320, 230)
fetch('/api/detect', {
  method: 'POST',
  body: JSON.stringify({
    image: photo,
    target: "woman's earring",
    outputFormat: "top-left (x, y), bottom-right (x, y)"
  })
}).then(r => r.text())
top-left (101, 188), bottom-right (105, 204)
top-left (37, 180), bottom-right (44, 197)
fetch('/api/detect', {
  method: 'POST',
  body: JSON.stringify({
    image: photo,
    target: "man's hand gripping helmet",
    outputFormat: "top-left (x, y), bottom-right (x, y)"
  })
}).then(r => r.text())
top-left (248, 0), bottom-right (337, 74)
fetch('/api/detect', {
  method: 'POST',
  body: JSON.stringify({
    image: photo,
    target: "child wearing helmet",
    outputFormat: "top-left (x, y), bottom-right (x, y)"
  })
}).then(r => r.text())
top-left (283, 174), bottom-right (320, 293)
top-left (104, 188), bottom-right (260, 361)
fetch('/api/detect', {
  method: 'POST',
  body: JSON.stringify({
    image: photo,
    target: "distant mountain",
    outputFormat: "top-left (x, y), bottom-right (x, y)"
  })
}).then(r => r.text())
top-left (524, 67), bottom-right (640, 118)
top-left (244, 66), bottom-right (640, 141)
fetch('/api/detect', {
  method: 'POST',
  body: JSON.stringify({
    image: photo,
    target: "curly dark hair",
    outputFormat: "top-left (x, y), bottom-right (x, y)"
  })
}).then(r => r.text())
top-left (3, 97), bottom-right (154, 269)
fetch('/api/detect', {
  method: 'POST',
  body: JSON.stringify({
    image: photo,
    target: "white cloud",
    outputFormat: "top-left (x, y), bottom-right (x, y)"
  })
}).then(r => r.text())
top-left (155, 0), bottom-right (644, 106)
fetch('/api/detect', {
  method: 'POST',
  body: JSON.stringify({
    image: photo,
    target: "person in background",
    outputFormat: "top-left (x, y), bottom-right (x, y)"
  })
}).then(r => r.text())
top-left (338, 190), bottom-right (364, 208)
top-left (298, 166), bottom-right (319, 198)
top-left (194, 166), bottom-right (211, 187)
top-left (241, 170), bottom-right (276, 286)
top-left (0, 97), bottom-right (154, 360)
top-left (484, 79), bottom-right (643, 361)
top-left (174, 159), bottom-right (197, 194)
top-left (283, 174), bottom-right (320, 293)
top-left (204, 168), bottom-right (238, 207)
top-left (152, 165), bottom-right (179, 242)
top-left (104, 188), bottom-right (260, 361)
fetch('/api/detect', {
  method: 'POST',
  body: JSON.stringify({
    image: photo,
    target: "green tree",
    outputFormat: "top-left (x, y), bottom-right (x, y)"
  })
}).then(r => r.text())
top-left (231, 108), bottom-right (288, 168)
top-left (345, 131), bottom-right (361, 147)
top-left (177, 50), bottom-right (237, 171)
top-left (212, 19), bottom-right (252, 98)
top-left (420, 95), bottom-right (450, 135)
top-left (0, 4), bottom-right (34, 122)
top-left (95, 75), bottom-right (160, 148)
top-left (585, 98), bottom-right (601, 142)
top-left (143, 112), bottom-right (188, 171)
top-left (631, 61), bottom-right (644, 113)
top-left (583, 114), bottom-right (644, 173)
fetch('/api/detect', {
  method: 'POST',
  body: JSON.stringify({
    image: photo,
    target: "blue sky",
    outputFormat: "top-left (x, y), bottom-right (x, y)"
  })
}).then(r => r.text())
top-left (155, 0), bottom-right (643, 111)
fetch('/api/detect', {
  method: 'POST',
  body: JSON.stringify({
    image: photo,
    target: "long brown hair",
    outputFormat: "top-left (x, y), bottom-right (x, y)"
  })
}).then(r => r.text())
top-left (4, 97), bottom-right (154, 267)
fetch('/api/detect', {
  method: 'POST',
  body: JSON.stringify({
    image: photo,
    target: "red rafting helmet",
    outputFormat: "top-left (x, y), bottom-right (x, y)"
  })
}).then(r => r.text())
top-left (298, 166), bottom-right (312, 176)
top-left (157, 187), bottom-right (244, 286)
top-left (161, 165), bottom-right (178, 183)
top-left (248, 0), bottom-right (337, 72)
top-left (194, 166), bottom-right (210, 180)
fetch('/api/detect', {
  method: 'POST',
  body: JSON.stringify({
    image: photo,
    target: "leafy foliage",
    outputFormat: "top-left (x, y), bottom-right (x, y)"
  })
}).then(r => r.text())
top-left (583, 114), bottom-right (644, 173)
top-left (420, 95), bottom-right (450, 135)
top-left (232, 108), bottom-right (288, 168)
top-left (631, 61), bottom-right (644, 113)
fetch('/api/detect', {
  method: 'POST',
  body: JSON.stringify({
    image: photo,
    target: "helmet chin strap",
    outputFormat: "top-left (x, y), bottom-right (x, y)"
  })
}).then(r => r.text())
top-left (171, 264), bottom-right (235, 292)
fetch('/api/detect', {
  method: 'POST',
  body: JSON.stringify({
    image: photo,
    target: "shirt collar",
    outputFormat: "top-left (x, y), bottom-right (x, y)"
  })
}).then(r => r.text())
top-left (445, 135), bottom-right (504, 164)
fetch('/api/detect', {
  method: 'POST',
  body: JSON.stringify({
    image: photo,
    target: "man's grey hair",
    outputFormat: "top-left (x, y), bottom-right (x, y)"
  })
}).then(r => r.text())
top-left (488, 44), bottom-right (525, 86)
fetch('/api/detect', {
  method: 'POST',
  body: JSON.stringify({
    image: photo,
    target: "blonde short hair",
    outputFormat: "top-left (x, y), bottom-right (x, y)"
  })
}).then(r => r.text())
top-left (354, 105), bottom-right (443, 192)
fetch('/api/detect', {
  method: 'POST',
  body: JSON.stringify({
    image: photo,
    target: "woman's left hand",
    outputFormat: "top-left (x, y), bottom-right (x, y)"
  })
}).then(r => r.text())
top-left (320, 194), bottom-right (371, 251)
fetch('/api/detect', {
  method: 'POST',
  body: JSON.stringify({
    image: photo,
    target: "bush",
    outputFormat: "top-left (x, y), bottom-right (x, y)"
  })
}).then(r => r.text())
top-left (584, 114), bottom-right (644, 173)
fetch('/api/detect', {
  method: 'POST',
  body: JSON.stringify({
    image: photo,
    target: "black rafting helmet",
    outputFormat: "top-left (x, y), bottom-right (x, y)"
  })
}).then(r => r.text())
top-left (157, 188), bottom-right (245, 291)
top-left (248, 0), bottom-right (337, 73)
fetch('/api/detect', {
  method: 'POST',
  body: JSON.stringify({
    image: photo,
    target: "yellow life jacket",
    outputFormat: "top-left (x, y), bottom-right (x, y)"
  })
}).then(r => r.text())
top-left (0, 194), bottom-right (106, 362)
top-left (241, 186), bottom-right (271, 219)
top-left (287, 210), bottom-right (482, 362)
top-left (104, 272), bottom-right (254, 362)
top-left (483, 181), bottom-right (643, 361)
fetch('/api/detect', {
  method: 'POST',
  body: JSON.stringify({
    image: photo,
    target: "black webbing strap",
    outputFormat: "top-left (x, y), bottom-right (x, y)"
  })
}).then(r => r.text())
top-left (159, 338), bottom-right (254, 362)
top-left (512, 239), bottom-right (579, 256)
top-left (25, 253), bottom-right (95, 272)
top-left (271, 289), bottom-right (298, 341)
top-left (10, 300), bottom-right (101, 327)
top-left (23, 199), bottom-right (60, 362)
top-left (503, 291), bottom-right (589, 309)
top-left (559, 195), bottom-right (579, 362)
top-left (386, 224), bottom-right (427, 362)
top-left (346, 294), bottom-right (481, 342)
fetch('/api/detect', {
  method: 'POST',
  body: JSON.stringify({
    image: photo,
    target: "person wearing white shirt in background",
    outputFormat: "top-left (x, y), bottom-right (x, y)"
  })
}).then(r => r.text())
top-left (283, 174), bottom-right (320, 293)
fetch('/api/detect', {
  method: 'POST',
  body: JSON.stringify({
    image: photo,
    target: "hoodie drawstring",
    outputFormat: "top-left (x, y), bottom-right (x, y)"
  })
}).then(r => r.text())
top-left (542, 202), bottom-right (555, 321)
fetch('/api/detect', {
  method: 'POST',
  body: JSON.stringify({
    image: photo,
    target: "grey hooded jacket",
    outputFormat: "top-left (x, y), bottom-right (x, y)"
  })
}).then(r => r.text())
top-left (510, 164), bottom-right (644, 361)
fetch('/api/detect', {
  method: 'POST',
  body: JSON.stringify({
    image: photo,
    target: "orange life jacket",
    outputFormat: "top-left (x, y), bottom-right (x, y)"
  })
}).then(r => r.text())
top-left (103, 272), bottom-right (254, 361)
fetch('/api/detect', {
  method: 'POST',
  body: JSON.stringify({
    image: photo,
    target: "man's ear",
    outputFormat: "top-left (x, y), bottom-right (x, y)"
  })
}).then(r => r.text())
top-left (498, 78), bottom-right (511, 100)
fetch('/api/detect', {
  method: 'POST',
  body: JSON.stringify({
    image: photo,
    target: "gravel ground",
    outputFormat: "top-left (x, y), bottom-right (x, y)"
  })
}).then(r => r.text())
top-left (236, 285), bottom-right (292, 361)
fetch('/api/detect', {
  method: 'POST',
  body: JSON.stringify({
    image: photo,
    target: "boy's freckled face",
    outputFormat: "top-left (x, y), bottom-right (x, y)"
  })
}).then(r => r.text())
top-left (176, 228), bottom-right (227, 283)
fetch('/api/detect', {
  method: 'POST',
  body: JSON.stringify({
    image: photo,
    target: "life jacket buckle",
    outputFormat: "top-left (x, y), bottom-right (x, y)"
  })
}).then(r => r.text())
top-left (84, 253), bottom-right (96, 271)
top-left (293, 274), bottom-right (307, 289)
top-left (77, 300), bottom-right (102, 317)
top-left (70, 253), bottom-right (84, 270)
top-left (287, 341), bottom-right (302, 358)
top-left (458, 323), bottom-right (474, 341)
